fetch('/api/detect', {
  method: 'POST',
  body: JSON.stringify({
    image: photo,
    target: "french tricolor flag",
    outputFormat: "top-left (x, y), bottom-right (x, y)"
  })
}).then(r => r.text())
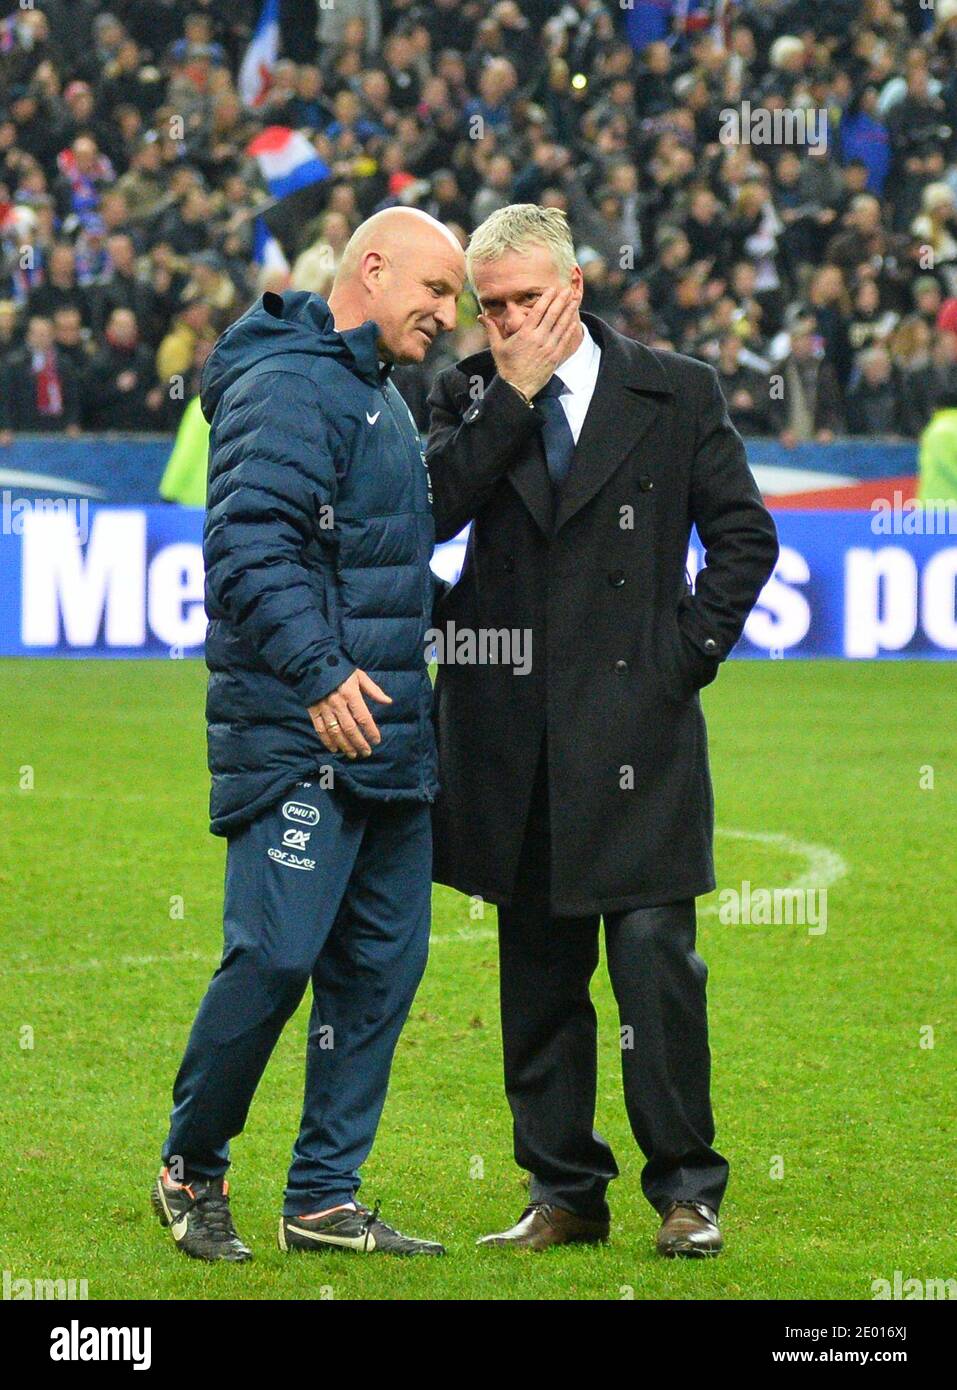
top-left (246, 127), bottom-right (330, 200)
top-left (239, 0), bottom-right (280, 110)
top-left (252, 215), bottom-right (290, 275)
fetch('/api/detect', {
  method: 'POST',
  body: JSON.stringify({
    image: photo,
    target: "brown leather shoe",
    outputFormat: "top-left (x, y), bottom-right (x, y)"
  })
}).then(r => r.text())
top-left (656, 1200), bottom-right (723, 1257)
top-left (477, 1202), bottom-right (610, 1250)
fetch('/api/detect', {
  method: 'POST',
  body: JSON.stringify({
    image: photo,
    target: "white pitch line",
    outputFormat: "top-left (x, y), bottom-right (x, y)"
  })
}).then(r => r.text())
top-left (697, 828), bottom-right (849, 916)
top-left (429, 927), bottom-right (497, 945)
top-left (3, 950), bottom-right (212, 976)
top-left (0, 829), bottom-right (848, 975)
top-left (0, 797), bottom-right (852, 899)
top-left (1, 933), bottom-right (499, 977)
top-left (0, 787), bottom-right (183, 806)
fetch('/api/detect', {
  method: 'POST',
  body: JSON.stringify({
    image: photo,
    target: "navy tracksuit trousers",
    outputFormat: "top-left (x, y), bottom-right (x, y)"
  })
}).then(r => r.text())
top-left (162, 779), bottom-right (431, 1215)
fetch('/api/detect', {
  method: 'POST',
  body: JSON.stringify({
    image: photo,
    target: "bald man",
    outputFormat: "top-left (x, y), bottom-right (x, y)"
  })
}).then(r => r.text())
top-left (154, 210), bottom-right (465, 1262)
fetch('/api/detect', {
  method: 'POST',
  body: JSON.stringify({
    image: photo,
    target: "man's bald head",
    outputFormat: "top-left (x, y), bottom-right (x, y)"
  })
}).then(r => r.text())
top-left (335, 207), bottom-right (463, 283)
top-left (328, 207), bottom-right (466, 365)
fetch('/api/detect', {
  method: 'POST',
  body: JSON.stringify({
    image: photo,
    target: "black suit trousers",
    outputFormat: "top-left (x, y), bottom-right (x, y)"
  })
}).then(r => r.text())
top-left (496, 736), bottom-right (730, 1221)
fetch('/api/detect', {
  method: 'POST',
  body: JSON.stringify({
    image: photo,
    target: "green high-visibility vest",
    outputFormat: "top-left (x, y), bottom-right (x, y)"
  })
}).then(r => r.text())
top-left (158, 396), bottom-right (210, 508)
top-left (918, 406), bottom-right (957, 507)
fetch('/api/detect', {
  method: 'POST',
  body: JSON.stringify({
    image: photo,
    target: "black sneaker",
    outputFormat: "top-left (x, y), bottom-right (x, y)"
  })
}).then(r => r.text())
top-left (279, 1200), bottom-right (445, 1256)
top-left (151, 1167), bottom-right (252, 1263)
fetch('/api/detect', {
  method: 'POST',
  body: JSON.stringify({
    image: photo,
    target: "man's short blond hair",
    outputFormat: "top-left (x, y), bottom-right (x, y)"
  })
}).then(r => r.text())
top-left (466, 204), bottom-right (576, 285)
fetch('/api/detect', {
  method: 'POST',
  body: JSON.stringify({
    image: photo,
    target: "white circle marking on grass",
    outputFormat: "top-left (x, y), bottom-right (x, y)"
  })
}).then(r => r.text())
top-left (1, 830), bottom-right (847, 972)
top-left (697, 828), bottom-right (849, 917)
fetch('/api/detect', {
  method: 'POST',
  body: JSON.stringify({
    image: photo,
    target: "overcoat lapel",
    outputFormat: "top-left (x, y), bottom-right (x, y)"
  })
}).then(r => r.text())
top-left (554, 313), bottom-right (675, 532)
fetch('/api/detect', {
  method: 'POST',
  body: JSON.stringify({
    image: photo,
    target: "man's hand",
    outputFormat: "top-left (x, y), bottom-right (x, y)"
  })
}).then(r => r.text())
top-left (308, 668), bottom-right (393, 760)
top-left (479, 286), bottom-right (581, 401)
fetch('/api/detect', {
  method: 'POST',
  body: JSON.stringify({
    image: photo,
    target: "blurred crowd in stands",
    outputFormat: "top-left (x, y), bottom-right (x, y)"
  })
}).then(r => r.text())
top-left (2, 0), bottom-right (957, 444)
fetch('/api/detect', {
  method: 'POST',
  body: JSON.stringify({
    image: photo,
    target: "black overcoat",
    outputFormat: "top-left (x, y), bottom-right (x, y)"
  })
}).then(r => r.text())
top-left (425, 311), bottom-right (779, 915)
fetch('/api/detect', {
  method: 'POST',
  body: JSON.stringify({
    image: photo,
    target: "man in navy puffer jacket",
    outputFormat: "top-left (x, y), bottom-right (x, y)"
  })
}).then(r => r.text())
top-left (154, 209), bottom-right (465, 1262)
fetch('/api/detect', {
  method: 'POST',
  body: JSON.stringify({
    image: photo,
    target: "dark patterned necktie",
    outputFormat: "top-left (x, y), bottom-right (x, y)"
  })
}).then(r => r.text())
top-left (533, 375), bottom-right (575, 490)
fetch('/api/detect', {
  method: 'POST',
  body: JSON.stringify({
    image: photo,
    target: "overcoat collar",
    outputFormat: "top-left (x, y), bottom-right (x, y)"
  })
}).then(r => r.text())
top-left (458, 311), bottom-right (675, 536)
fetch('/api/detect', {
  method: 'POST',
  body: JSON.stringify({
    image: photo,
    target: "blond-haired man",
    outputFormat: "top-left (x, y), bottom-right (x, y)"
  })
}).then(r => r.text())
top-left (426, 205), bottom-right (779, 1255)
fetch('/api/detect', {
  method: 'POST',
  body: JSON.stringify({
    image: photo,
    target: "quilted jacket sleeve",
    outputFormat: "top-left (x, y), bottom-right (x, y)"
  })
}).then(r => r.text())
top-left (203, 367), bottom-right (357, 707)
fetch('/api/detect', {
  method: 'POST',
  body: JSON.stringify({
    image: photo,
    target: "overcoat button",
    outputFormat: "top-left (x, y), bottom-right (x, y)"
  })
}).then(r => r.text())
top-left (503, 555), bottom-right (515, 573)
top-left (614, 659), bottom-right (628, 674)
top-left (464, 403), bottom-right (481, 424)
top-left (704, 638), bottom-right (718, 652)
top-left (638, 475), bottom-right (654, 491)
top-left (608, 570), bottom-right (625, 587)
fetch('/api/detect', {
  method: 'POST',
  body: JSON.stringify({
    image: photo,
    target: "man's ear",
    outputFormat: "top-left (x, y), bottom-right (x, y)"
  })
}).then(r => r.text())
top-left (359, 248), bottom-right (387, 293)
top-left (570, 264), bottom-right (585, 306)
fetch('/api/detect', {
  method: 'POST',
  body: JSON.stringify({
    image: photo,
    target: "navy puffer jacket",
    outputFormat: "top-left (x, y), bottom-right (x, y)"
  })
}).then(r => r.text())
top-left (200, 290), bottom-right (439, 836)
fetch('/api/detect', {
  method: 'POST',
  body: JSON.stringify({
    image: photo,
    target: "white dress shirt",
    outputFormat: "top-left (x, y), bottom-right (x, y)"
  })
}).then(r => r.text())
top-left (553, 321), bottom-right (601, 445)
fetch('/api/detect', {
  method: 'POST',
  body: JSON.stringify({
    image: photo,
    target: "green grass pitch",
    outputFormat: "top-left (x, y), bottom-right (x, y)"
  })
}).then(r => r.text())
top-left (1, 658), bottom-right (954, 1301)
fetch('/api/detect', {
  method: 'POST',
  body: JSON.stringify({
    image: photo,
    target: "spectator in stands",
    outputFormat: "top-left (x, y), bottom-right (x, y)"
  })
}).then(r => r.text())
top-left (168, 10), bottom-right (229, 79)
top-left (645, 226), bottom-right (690, 315)
top-left (99, 38), bottom-right (165, 125)
top-left (471, 152), bottom-right (514, 225)
top-left (425, 169), bottom-right (471, 229)
top-left (156, 296), bottom-right (215, 390)
top-left (683, 185), bottom-right (731, 276)
top-left (74, 214), bottom-right (111, 286)
top-left (807, 265), bottom-right (854, 389)
top-left (464, 57), bottom-right (517, 134)
top-left (911, 182), bottom-right (957, 293)
top-left (183, 252), bottom-right (239, 328)
top-left (71, 12), bottom-right (127, 88)
top-left (798, 141), bottom-right (853, 237)
top-left (772, 309), bottom-right (845, 447)
top-left (904, 328), bottom-right (957, 435)
top-left (157, 185), bottom-right (214, 258)
top-left (52, 304), bottom-right (93, 419)
top-left (4, 87), bottom-right (63, 174)
top-left (839, 85), bottom-right (891, 195)
top-left (847, 278), bottom-right (901, 354)
top-left (886, 52), bottom-right (950, 189)
top-left (92, 234), bottom-right (158, 339)
top-left (716, 330), bottom-right (776, 436)
top-left (26, 243), bottom-right (93, 329)
top-left (316, 0), bottom-right (382, 56)
top-left (890, 315), bottom-right (934, 422)
top-left (0, 314), bottom-right (82, 440)
top-left (728, 259), bottom-right (768, 342)
top-left (908, 274), bottom-right (945, 329)
top-left (846, 345), bottom-right (908, 436)
top-left (54, 134), bottom-right (115, 227)
top-left (826, 194), bottom-right (914, 312)
top-left (59, 81), bottom-right (117, 164)
top-left (85, 306), bottom-right (163, 432)
top-left (115, 136), bottom-right (170, 223)
top-left (278, 65), bottom-right (333, 133)
top-left (291, 210), bottom-right (353, 296)
top-left (0, 299), bottom-right (22, 353)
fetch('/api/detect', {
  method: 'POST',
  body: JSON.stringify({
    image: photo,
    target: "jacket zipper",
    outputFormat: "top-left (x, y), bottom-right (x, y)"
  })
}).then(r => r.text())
top-left (382, 382), bottom-right (435, 800)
